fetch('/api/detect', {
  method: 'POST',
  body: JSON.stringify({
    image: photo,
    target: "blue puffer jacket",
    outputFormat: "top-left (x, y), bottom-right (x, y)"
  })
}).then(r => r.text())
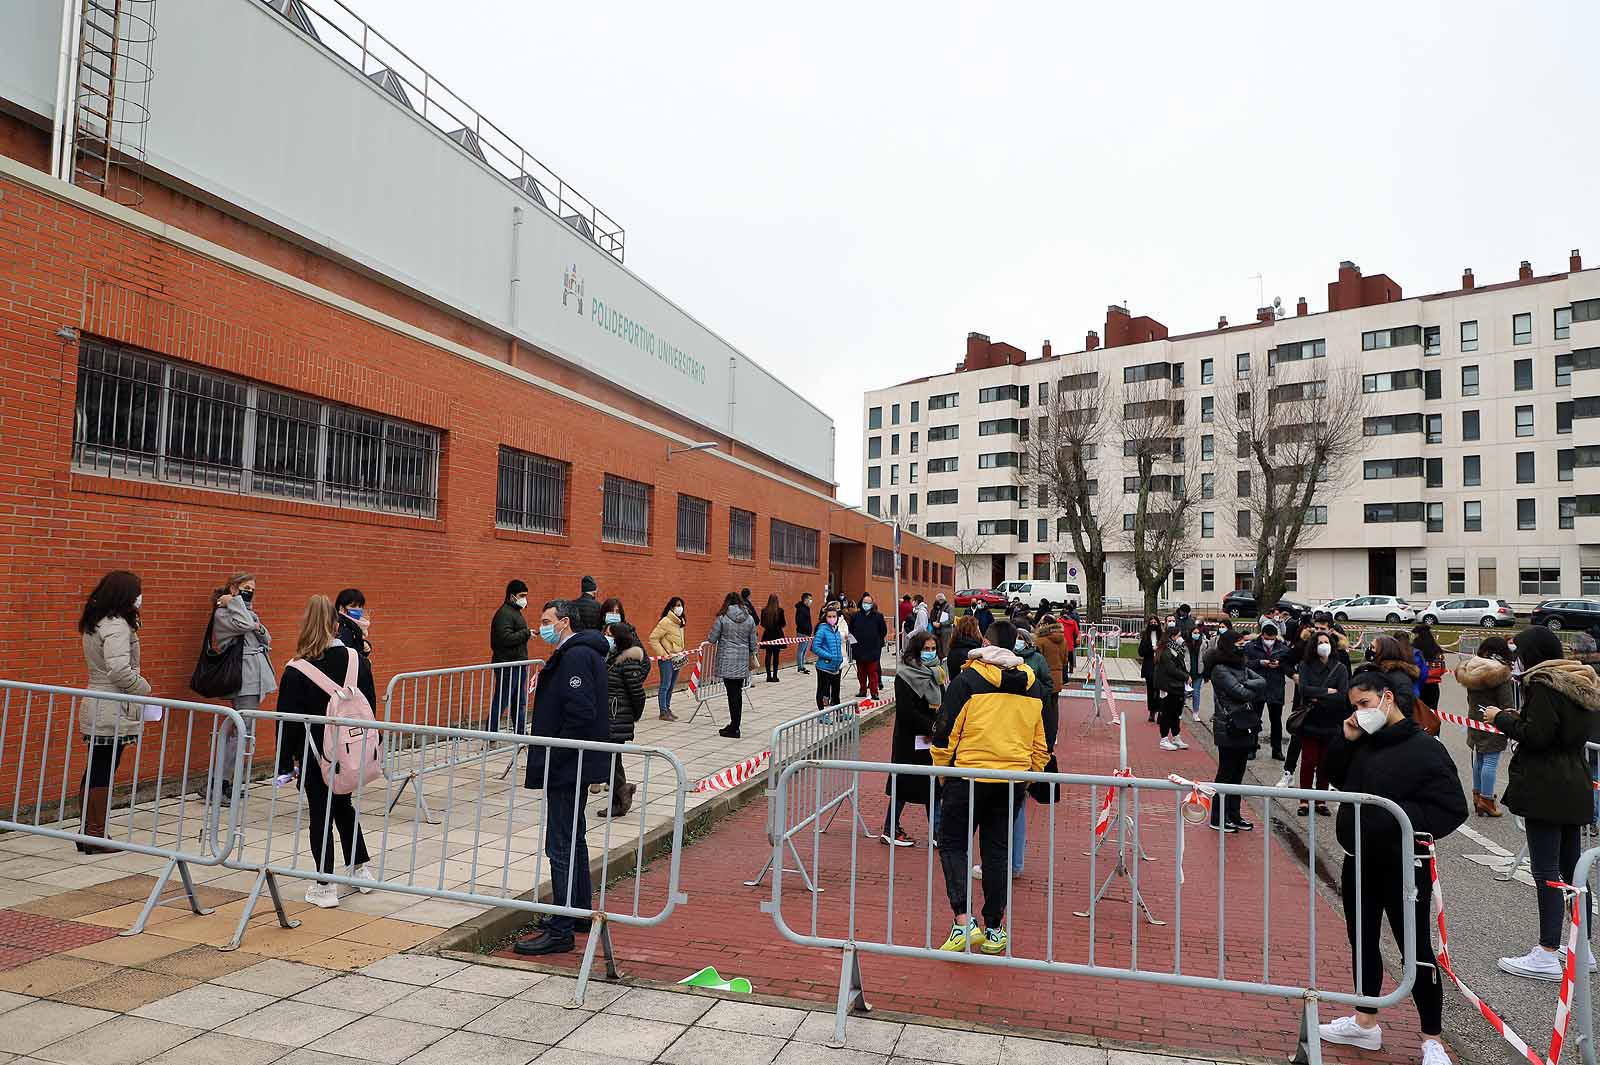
top-left (810, 622), bottom-right (844, 674)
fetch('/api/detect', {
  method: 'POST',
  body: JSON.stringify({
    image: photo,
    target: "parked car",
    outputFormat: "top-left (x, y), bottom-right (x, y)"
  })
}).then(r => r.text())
top-left (1420, 598), bottom-right (1516, 627)
top-left (1221, 589), bottom-right (1313, 621)
top-left (1332, 595), bottom-right (1416, 623)
top-left (954, 588), bottom-right (1007, 608)
top-left (1321, 596), bottom-right (1359, 614)
top-left (1530, 599), bottom-right (1600, 631)
top-left (992, 580), bottom-right (1082, 608)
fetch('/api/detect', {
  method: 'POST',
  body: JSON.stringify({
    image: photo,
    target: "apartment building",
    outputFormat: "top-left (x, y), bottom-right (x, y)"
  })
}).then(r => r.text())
top-left (862, 258), bottom-right (1600, 608)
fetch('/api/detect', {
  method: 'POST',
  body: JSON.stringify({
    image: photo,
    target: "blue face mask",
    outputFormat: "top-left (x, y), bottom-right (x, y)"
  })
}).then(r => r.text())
top-left (1014, 639), bottom-right (1026, 653)
top-left (920, 650), bottom-right (938, 664)
top-left (539, 623), bottom-right (558, 644)
top-left (345, 607), bottom-right (363, 620)
top-left (605, 635), bottom-right (616, 653)
top-left (604, 612), bottom-right (621, 625)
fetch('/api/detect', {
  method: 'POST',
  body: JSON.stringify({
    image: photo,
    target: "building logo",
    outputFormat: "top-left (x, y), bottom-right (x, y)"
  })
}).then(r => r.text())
top-left (562, 263), bottom-right (585, 315)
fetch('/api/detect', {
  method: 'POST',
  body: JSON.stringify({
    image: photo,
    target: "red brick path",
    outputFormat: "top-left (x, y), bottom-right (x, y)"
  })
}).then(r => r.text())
top-left (502, 699), bottom-right (1441, 1063)
top-left (0, 908), bottom-right (117, 970)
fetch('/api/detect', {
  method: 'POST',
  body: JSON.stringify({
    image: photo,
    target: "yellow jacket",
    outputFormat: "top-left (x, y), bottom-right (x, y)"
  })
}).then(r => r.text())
top-left (931, 653), bottom-right (1049, 781)
top-left (648, 614), bottom-right (685, 657)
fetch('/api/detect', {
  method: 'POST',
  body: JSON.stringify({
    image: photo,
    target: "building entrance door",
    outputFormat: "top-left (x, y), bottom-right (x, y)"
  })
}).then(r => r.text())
top-left (1368, 549), bottom-right (1397, 596)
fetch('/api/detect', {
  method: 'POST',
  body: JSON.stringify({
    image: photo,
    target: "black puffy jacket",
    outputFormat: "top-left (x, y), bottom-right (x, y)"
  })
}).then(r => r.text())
top-left (1492, 661), bottom-right (1600, 825)
top-left (606, 644), bottom-right (649, 744)
top-left (1209, 658), bottom-right (1266, 750)
top-left (1325, 717), bottom-right (1467, 859)
top-left (1293, 658), bottom-right (1350, 741)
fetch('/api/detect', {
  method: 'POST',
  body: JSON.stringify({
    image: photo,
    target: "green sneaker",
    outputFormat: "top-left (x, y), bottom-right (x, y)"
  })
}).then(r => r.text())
top-left (979, 926), bottom-right (1009, 955)
top-left (938, 921), bottom-right (980, 952)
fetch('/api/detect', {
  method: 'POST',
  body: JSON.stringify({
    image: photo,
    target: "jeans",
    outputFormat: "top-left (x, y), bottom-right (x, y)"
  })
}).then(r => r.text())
top-left (796, 640), bottom-right (810, 671)
top-left (1526, 819), bottom-right (1590, 949)
top-left (1011, 799), bottom-right (1027, 874)
top-left (1189, 677), bottom-right (1203, 714)
top-left (543, 783), bottom-right (591, 937)
top-left (302, 761), bottom-right (371, 879)
top-left (1343, 856), bottom-right (1442, 1036)
top-left (1471, 750), bottom-right (1501, 796)
top-left (937, 780), bottom-right (1019, 928)
top-left (489, 666), bottom-right (528, 734)
top-left (1212, 747), bottom-right (1249, 825)
top-left (657, 658), bottom-right (679, 714)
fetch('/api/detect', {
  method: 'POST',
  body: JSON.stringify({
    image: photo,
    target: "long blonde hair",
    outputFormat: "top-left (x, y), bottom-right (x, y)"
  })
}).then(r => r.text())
top-left (294, 595), bottom-right (338, 661)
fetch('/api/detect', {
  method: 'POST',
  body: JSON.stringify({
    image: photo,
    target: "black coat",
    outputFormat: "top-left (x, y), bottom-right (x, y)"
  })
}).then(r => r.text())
top-left (760, 608), bottom-right (787, 642)
top-left (1242, 635), bottom-right (1292, 704)
top-left (1153, 640), bottom-right (1189, 696)
top-left (571, 593), bottom-right (605, 633)
top-left (606, 644), bottom-right (648, 744)
top-left (973, 605), bottom-right (994, 634)
top-left (849, 608), bottom-right (888, 662)
top-left (1293, 658), bottom-right (1350, 741)
top-left (795, 601), bottom-right (814, 637)
top-left (1138, 629), bottom-right (1160, 681)
top-left (1209, 659), bottom-right (1266, 750)
top-left (885, 673), bottom-right (941, 805)
top-left (336, 615), bottom-right (371, 659)
top-left (490, 602), bottom-right (531, 663)
top-left (273, 645), bottom-right (376, 778)
top-left (524, 630), bottom-right (611, 790)
top-left (1492, 664), bottom-right (1600, 825)
top-left (1325, 717), bottom-right (1468, 857)
top-left (946, 633), bottom-right (981, 680)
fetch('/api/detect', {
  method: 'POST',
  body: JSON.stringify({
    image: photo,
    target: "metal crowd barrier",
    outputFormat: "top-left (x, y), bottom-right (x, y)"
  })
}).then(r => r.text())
top-left (382, 659), bottom-right (545, 821)
top-left (221, 707), bottom-right (688, 1004)
top-left (1572, 844), bottom-right (1600, 1065)
top-left (763, 759), bottom-right (1417, 1060)
top-left (0, 681), bottom-right (246, 935)
top-left (744, 699), bottom-right (880, 892)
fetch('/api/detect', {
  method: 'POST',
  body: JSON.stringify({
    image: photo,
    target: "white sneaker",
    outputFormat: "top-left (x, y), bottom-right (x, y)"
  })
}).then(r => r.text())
top-left (1171, 737), bottom-right (1189, 750)
top-left (1158, 738), bottom-right (1177, 751)
top-left (972, 864), bottom-right (983, 877)
top-left (1422, 1039), bottom-right (1452, 1065)
top-left (1498, 946), bottom-right (1564, 981)
top-left (1276, 771), bottom-right (1294, 789)
top-left (1318, 1015), bottom-right (1382, 1050)
top-left (352, 864), bottom-right (377, 894)
top-left (305, 882), bottom-right (340, 909)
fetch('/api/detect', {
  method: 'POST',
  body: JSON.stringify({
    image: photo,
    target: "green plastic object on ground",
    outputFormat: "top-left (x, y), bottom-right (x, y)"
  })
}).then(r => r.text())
top-left (678, 965), bottom-right (753, 993)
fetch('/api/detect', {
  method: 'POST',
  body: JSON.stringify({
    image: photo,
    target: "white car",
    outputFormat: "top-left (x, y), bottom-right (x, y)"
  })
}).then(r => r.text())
top-left (1321, 596), bottom-right (1359, 613)
top-left (1420, 598), bottom-right (1516, 628)
top-left (1332, 595), bottom-right (1417, 623)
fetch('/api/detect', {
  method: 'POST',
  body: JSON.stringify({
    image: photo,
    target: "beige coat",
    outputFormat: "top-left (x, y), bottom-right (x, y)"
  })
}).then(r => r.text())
top-left (81, 617), bottom-right (151, 739)
top-left (648, 613), bottom-right (686, 657)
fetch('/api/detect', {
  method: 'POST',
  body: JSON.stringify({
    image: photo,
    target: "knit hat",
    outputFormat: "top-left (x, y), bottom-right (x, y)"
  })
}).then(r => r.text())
top-left (580, 575), bottom-right (597, 594)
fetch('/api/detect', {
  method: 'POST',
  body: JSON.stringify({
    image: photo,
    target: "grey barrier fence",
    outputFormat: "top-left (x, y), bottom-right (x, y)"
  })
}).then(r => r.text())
top-left (763, 759), bottom-right (1418, 1063)
top-left (381, 658), bottom-right (545, 821)
top-left (218, 707), bottom-right (689, 1004)
top-left (1572, 844), bottom-right (1600, 1065)
top-left (0, 680), bottom-right (247, 935)
top-left (743, 698), bottom-right (884, 893)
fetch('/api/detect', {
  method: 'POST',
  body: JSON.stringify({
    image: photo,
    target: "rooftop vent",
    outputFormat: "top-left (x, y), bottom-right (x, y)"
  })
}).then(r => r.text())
top-left (264, 0), bottom-right (320, 41)
top-left (445, 127), bottom-right (486, 162)
top-left (562, 214), bottom-right (596, 242)
top-left (514, 174), bottom-right (548, 209)
top-left (366, 68), bottom-right (413, 110)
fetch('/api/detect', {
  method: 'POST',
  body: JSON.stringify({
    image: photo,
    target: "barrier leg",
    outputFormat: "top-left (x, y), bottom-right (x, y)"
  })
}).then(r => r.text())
top-left (570, 918), bottom-right (619, 1008)
top-left (224, 868), bottom-right (300, 951)
top-left (1292, 994), bottom-right (1325, 1065)
top-left (123, 857), bottom-right (210, 937)
top-left (830, 943), bottom-right (869, 1047)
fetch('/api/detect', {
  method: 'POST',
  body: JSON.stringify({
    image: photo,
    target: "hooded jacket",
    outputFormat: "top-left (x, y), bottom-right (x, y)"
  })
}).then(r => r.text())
top-left (1209, 653), bottom-right (1267, 750)
top-left (1153, 636), bottom-right (1189, 696)
top-left (707, 605), bottom-right (758, 680)
top-left (932, 647), bottom-right (1049, 780)
top-left (1325, 716), bottom-right (1468, 857)
top-left (1034, 622), bottom-right (1069, 687)
top-left (1453, 655), bottom-right (1513, 754)
top-left (525, 628), bottom-right (611, 789)
top-left (1490, 660), bottom-right (1600, 824)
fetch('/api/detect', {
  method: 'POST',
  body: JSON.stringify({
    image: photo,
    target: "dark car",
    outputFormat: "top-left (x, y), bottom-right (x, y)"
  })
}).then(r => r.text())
top-left (1530, 599), bottom-right (1600, 632)
top-left (955, 588), bottom-right (1007, 608)
top-left (1222, 589), bottom-right (1312, 622)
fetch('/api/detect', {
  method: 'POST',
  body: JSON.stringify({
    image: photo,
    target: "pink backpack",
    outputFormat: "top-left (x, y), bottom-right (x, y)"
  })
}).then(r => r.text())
top-left (286, 650), bottom-right (385, 795)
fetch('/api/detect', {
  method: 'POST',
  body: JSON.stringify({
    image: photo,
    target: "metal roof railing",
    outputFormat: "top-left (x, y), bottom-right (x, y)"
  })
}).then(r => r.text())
top-left (260, 0), bottom-right (625, 262)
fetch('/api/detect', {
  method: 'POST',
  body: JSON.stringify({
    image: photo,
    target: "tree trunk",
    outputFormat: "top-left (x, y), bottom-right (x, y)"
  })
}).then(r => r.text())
top-left (1084, 564), bottom-right (1106, 623)
top-left (1142, 584), bottom-right (1160, 621)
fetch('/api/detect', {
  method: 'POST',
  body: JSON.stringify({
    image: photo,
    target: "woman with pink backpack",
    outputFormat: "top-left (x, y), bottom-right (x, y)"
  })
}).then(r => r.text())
top-left (274, 594), bottom-right (380, 908)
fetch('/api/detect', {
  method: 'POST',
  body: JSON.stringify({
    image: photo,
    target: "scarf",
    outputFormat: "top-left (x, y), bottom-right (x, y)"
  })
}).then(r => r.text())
top-left (897, 658), bottom-right (944, 709)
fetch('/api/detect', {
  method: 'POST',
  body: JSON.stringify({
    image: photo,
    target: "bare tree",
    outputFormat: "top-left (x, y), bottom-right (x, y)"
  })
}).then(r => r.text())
top-left (1118, 378), bottom-right (1202, 618)
top-left (1030, 372), bottom-right (1118, 621)
top-left (950, 524), bottom-right (992, 590)
top-left (1215, 359), bottom-right (1367, 613)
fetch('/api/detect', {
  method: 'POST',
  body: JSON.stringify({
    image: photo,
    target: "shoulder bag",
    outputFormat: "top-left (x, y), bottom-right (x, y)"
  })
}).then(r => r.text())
top-left (189, 615), bottom-right (243, 698)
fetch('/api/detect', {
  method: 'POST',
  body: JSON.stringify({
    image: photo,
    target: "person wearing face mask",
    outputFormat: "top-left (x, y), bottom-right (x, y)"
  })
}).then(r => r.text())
top-left (809, 601), bottom-right (845, 710)
top-left (334, 588), bottom-right (371, 658)
top-left (1454, 635), bottom-right (1513, 817)
top-left (1186, 620), bottom-right (1209, 721)
top-left (1153, 622), bottom-right (1190, 751)
top-left (794, 593), bottom-right (815, 674)
top-left (707, 592), bottom-right (758, 738)
top-left (882, 632), bottom-right (945, 847)
top-left (601, 622), bottom-right (647, 817)
top-left (1317, 671), bottom-right (1466, 1063)
top-left (571, 575), bottom-right (604, 632)
top-left (212, 572), bottom-right (274, 807)
top-left (1206, 630), bottom-right (1266, 832)
top-left (932, 593), bottom-right (954, 660)
top-left (515, 599), bottom-right (610, 956)
top-left (849, 593), bottom-right (889, 701)
top-left (647, 598), bottom-right (688, 722)
top-left (77, 571), bottom-right (150, 854)
top-left (1242, 622), bottom-right (1291, 760)
top-left (1488, 626), bottom-right (1600, 981)
top-left (489, 580), bottom-right (532, 735)
top-left (600, 598), bottom-right (626, 628)
top-left (1288, 631), bottom-right (1349, 815)
top-left (1138, 617), bottom-right (1162, 724)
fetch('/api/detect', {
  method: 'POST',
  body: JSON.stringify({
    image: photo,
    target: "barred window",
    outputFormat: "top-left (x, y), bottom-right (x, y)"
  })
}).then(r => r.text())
top-left (728, 507), bottom-right (754, 560)
top-left (73, 338), bottom-right (439, 517)
top-left (676, 494), bottom-right (710, 554)
top-left (872, 547), bottom-right (895, 578)
top-left (601, 474), bottom-right (651, 545)
top-left (771, 518), bottom-right (819, 569)
top-left (496, 447), bottom-right (568, 534)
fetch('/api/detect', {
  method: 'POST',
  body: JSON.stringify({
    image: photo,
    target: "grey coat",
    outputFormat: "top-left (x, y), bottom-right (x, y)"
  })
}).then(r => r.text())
top-left (214, 597), bottom-right (276, 699)
top-left (706, 606), bottom-right (758, 681)
top-left (81, 617), bottom-right (151, 739)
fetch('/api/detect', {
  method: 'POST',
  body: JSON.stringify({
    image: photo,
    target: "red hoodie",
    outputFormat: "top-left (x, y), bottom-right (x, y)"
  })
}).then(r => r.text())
top-left (1061, 616), bottom-right (1080, 651)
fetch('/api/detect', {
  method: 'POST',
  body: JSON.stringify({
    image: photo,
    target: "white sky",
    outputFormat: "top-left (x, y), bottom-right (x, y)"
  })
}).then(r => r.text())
top-left (374, 0), bottom-right (1600, 502)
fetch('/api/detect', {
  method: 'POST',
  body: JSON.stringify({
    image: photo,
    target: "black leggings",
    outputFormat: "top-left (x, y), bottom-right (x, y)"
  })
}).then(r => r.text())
top-left (1157, 691), bottom-right (1183, 738)
top-left (1526, 819), bottom-right (1591, 949)
top-left (301, 764), bottom-right (371, 879)
top-left (1211, 746), bottom-right (1249, 825)
top-left (1342, 856), bottom-right (1442, 1036)
top-left (82, 739), bottom-right (130, 788)
top-left (816, 668), bottom-right (841, 710)
top-left (763, 647), bottom-right (782, 680)
top-left (724, 679), bottom-right (743, 730)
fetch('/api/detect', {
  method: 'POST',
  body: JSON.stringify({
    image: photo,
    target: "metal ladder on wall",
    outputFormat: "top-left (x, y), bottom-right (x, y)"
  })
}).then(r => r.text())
top-left (64, 0), bottom-right (156, 206)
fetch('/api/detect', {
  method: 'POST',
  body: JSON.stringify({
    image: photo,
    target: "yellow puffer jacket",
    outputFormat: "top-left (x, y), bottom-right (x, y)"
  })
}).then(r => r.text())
top-left (931, 651), bottom-right (1048, 782)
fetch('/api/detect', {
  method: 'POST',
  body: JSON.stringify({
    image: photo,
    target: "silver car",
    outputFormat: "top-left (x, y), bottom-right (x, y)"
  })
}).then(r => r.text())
top-left (1419, 597), bottom-right (1516, 628)
top-left (1332, 595), bottom-right (1417, 623)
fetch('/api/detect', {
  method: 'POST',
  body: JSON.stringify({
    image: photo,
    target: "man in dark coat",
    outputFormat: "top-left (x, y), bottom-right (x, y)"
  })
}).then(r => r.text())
top-left (1243, 622), bottom-right (1294, 760)
top-left (849, 593), bottom-right (889, 699)
top-left (489, 579), bottom-right (531, 733)
top-left (974, 602), bottom-right (995, 636)
top-left (516, 599), bottom-right (610, 956)
top-left (571, 575), bottom-right (604, 632)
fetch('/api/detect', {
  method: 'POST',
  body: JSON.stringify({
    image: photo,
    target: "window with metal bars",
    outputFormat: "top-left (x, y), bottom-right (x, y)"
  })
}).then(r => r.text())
top-left (496, 447), bottom-right (568, 534)
top-left (728, 508), bottom-right (754, 560)
top-left (601, 474), bottom-right (651, 545)
top-left (770, 518), bottom-right (819, 569)
top-left (72, 338), bottom-right (439, 517)
top-left (676, 494), bottom-right (710, 554)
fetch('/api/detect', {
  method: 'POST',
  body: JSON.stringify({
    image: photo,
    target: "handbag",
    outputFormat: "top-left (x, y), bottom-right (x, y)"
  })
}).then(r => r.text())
top-left (1028, 753), bottom-right (1063, 804)
top-left (189, 616), bottom-right (243, 698)
top-left (1413, 699), bottom-right (1442, 737)
top-left (1285, 702), bottom-right (1311, 735)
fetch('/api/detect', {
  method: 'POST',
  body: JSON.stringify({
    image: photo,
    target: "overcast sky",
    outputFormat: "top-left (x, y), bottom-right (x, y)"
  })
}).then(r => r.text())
top-left (374, 0), bottom-right (1600, 502)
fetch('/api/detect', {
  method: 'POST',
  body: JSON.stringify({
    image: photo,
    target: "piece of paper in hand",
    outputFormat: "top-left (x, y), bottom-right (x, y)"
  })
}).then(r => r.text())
top-left (914, 735), bottom-right (932, 750)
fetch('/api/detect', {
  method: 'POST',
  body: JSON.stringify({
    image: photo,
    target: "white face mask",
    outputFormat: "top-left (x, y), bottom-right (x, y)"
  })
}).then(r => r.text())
top-left (513, 596), bottom-right (528, 609)
top-left (133, 594), bottom-right (143, 610)
top-left (674, 605), bottom-right (684, 617)
top-left (1355, 706), bottom-right (1388, 734)
top-left (1317, 643), bottom-right (1331, 659)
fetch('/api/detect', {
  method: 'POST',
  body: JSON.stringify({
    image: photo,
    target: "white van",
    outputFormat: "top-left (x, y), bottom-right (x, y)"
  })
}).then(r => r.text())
top-left (993, 580), bottom-right (1081, 609)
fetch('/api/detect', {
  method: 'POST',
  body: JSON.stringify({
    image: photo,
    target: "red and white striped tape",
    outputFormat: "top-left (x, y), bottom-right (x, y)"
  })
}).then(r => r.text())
top-left (1166, 773), bottom-right (1215, 823)
top-left (1093, 767), bottom-right (1133, 840)
top-left (1436, 709), bottom-right (1506, 736)
top-left (691, 750), bottom-right (771, 794)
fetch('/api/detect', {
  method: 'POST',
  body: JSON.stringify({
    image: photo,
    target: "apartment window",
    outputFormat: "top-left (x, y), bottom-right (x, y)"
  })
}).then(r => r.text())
top-left (1201, 511), bottom-right (1215, 538)
top-left (1365, 413), bottom-right (1425, 436)
top-left (888, 495), bottom-right (899, 516)
top-left (1201, 434), bottom-right (1215, 461)
top-left (927, 456), bottom-right (958, 473)
top-left (1462, 410), bottom-right (1480, 441)
top-left (1461, 365), bottom-right (1479, 397)
top-left (1463, 500), bottom-right (1482, 532)
top-left (867, 437), bottom-right (881, 459)
top-left (729, 507), bottom-right (754, 559)
top-left (1584, 568), bottom-right (1600, 597)
top-left (910, 431), bottom-right (920, 453)
top-left (1037, 382), bottom-right (1049, 406)
top-left (1274, 339), bottom-right (1327, 364)
top-left (978, 452), bottom-right (1019, 469)
top-left (909, 461), bottom-right (918, 483)
top-left (1424, 369), bottom-right (1442, 400)
top-left (675, 495), bottom-right (710, 554)
top-left (977, 485), bottom-right (1019, 502)
top-left (1305, 505), bottom-right (1329, 525)
top-left (1426, 457), bottom-right (1443, 488)
top-left (868, 406), bottom-right (883, 429)
top-left (890, 464), bottom-right (900, 486)
top-left (1364, 502), bottom-right (1426, 523)
top-left (1560, 448), bottom-right (1575, 482)
top-left (927, 488), bottom-right (958, 505)
top-left (1411, 567), bottom-right (1428, 594)
top-left (1172, 568), bottom-right (1185, 591)
top-left (1449, 565), bottom-right (1466, 595)
top-left (1201, 561), bottom-right (1215, 592)
top-left (867, 466), bottom-right (881, 489)
top-left (924, 521), bottom-right (956, 537)
top-left (866, 496), bottom-right (881, 516)
top-left (979, 385), bottom-right (1020, 403)
top-left (601, 474), bottom-right (651, 546)
top-left (1516, 451), bottom-right (1535, 484)
top-left (1018, 520), bottom-right (1029, 543)
top-left (1463, 454), bottom-right (1481, 486)
top-left (1121, 514), bottom-right (1137, 532)
top-left (1037, 518), bottom-right (1048, 541)
top-left (1171, 364), bottom-right (1185, 387)
top-left (1514, 359), bottom-right (1534, 391)
top-left (1237, 510), bottom-right (1252, 537)
top-left (496, 447), bottom-right (568, 535)
top-left (1123, 361), bottom-right (1173, 385)
top-left (1425, 414), bottom-right (1443, 444)
top-left (1480, 558), bottom-right (1499, 595)
top-left (1556, 354), bottom-right (1573, 388)
top-left (891, 403), bottom-right (901, 425)
top-left (1513, 312), bottom-right (1532, 345)
top-left (1515, 405), bottom-right (1534, 437)
top-left (928, 424), bottom-right (959, 442)
top-left (1561, 496), bottom-right (1577, 530)
top-left (1201, 472), bottom-right (1215, 499)
top-left (1365, 457), bottom-right (1424, 480)
top-left (890, 433), bottom-right (900, 455)
top-left (1460, 320), bottom-right (1478, 352)
top-left (976, 519), bottom-right (1016, 536)
top-left (928, 392), bottom-right (958, 410)
top-left (72, 340), bottom-right (442, 518)
top-left (1362, 370), bottom-right (1423, 393)
top-left (1201, 358), bottom-right (1214, 385)
top-left (979, 418), bottom-right (1020, 436)
top-left (1237, 469), bottom-right (1252, 497)
top-left (1556, 306), bottom-right (1573, 341)
top-left (771, 519), bottom-right (819, 568)
top-left (1424, 326), bottom-right (1441, 356)
top-left (1558, 401), bottom-right (1574, 434)
top-left (1200, 395), bottom-right (1214, 423)
top-left (1235, 353), bottom-right (1250, 380)
top-left (1426, 502), bottom-right (1444, 533)
top-left (1517, 498), bottom-right (1536, 530)
top-left (1520, 559), bottom-right (1561, 596)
